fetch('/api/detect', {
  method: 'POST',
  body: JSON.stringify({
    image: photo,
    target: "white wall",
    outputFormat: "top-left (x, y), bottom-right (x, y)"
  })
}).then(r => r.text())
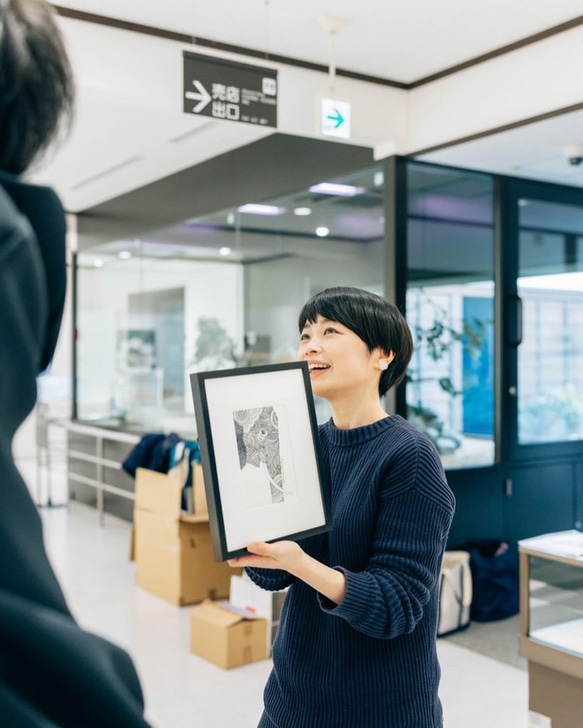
top-left (407, 26), bottom-right (583, 153)
top-left (55, 14), bottom-right (408, 147)
top-left (48, 14), bottom-right (583, 211)
top-left (45, 16), bottom-right (408, 212)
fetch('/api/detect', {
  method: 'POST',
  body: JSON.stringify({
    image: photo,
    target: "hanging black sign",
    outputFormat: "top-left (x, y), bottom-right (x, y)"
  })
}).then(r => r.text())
top-left (183, 52), bottom-right (278, 128)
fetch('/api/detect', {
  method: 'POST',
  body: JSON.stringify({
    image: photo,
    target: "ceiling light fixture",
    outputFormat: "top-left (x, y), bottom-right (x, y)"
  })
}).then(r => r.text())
top-left (237, 203), bottom-right (285, 215)
top-left (309, 182), bottom-right (364, 196)
top-left (227, 212), bottom-right (236, 224)
top-left (219, 247), bottom-right (232, 256)
top-left (118, 251), bottom-right (132, 260)
top-left (93, 259), bottom-right (104, 268)
top-left (294, 207), bottom-right (312, 216)
top-left (316, 227), bottom-right (330, 237)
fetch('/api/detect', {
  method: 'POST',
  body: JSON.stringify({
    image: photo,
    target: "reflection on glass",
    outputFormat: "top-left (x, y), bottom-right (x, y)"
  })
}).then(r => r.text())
top-left (406, 163), bottom-right (495, 469)
top-left (529, 556), bottom-right (583, 657)
top-left (518, 200), bottom-right (583, 445)
top-left (76, 165), bottom-right (385, 430)
top-left (76, 249), bottom-right (241, 432)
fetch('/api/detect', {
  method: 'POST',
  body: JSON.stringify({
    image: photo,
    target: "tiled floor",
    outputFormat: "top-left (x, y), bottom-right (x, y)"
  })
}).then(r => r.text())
top-left (37, 499), bottom-right (529, 727)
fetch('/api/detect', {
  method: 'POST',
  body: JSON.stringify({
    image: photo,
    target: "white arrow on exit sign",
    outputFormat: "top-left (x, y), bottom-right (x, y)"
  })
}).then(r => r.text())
top-left (185, 80), bottom-right (211, 113)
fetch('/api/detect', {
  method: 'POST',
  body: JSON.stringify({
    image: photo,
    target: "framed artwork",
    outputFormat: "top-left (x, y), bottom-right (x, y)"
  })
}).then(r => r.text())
top-left (190, 362), bottom-right (330, 561)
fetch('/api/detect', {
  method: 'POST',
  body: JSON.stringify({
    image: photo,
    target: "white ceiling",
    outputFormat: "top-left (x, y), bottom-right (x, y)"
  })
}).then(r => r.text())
top-left (53, 0), bottom-right (583, 83)
top-left (417, 110), bottom-right (583, 188)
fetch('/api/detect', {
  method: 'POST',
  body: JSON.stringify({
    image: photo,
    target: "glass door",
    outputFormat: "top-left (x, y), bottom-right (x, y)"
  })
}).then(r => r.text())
top-left (502, 179), bottom-right (583, 461)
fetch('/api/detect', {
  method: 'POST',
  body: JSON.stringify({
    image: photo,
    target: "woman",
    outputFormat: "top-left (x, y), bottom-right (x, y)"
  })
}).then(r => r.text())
top-left (229, 286), bottom-right (455, 728)
top-left (0, 2), bottom-right (149, 725)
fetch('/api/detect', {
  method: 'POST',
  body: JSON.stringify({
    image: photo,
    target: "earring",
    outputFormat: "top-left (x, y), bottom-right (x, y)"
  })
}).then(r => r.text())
top-left (379, 360), bottom-right (388, 371)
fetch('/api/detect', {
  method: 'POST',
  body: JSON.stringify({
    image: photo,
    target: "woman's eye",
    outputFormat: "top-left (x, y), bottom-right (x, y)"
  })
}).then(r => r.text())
top-left (325, 328), bottom-right (337, 334)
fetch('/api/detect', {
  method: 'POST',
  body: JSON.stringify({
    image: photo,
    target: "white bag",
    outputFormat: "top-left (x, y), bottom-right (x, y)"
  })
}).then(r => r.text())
top-left (437, 550), bottom-right (472, 637)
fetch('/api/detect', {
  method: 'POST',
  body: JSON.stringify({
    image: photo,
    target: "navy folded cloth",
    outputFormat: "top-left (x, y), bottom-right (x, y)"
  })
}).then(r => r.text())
top-left (122, 433), bottom-right (181, 477)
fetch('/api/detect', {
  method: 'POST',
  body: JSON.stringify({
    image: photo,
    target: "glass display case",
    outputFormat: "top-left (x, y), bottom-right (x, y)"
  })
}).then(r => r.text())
top-left (519, 531), bottom-right (583, 728)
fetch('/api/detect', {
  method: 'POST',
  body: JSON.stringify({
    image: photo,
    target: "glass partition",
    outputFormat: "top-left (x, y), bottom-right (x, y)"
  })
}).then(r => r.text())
top-left (518, 199), bottom-right (583, 444)
top-left (405, 163), bottom-right (495, 469)
top-left (76, 249), bottom-right (241, 433)
top-left (76, 164), bottom-right (385, 431)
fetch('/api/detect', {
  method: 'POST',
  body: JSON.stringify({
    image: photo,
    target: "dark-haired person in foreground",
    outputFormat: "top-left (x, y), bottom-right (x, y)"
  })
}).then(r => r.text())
top-left (0, 1), bottom-right (150, 725)
top-left (230, 287), bottom-right (456, 728)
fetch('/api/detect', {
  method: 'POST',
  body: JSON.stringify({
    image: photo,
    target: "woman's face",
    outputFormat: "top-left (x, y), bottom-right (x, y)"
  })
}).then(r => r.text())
top-left (298, 314), bottom-right (384, 401)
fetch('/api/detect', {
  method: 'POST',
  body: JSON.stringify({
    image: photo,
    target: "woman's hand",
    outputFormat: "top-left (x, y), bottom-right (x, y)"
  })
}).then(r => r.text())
top-left (228, 540), bottom-right (305, 575)
top-left (231, 541), bottom-right (347, 605)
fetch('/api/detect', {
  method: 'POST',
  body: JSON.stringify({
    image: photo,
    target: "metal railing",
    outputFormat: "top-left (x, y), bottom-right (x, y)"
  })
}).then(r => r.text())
top-left (49, 419), bottom-right (140, 526)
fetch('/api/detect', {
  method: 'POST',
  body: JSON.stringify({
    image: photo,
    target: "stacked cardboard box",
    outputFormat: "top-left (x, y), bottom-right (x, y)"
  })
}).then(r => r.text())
top-left (132, 466), bottom-right (239, 606)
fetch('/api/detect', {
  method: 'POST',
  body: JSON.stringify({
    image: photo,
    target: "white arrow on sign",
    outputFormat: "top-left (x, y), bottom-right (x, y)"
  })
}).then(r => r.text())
top-left (185, 80), bottom-right (211, 113)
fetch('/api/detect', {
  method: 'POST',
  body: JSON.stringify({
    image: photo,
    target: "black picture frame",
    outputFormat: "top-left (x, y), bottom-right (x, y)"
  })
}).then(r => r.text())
top-left (190, 362), bottom-right (331, 561)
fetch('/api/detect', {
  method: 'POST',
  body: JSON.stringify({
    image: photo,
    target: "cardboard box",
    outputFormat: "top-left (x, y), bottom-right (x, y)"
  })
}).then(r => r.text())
top-left (192, 462), bottom-right (208, 517)
top-left (229, 574), bottom-right (288, 654)
top-left (133, 467), bottom-right (240, 605)
top-left (190, 600), bottom-right (267, 669)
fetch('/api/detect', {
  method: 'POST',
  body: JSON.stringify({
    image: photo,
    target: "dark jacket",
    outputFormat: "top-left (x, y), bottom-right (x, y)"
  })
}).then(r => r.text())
top-left (0, 171), bottom-right (151, 727)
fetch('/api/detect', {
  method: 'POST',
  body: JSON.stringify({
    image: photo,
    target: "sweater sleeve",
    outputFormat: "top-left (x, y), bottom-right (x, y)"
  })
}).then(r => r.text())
top-left (317, 437), bottom-right (454, 639)
top-left (244, 526), bottom-right (328, 592)
top-left (244, 567), bottom-right (295, 592)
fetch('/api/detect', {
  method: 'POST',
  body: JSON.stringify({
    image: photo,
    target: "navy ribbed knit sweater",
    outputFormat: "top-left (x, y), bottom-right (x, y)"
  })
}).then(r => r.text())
top-left (246, 414), bottom-right (455, 728)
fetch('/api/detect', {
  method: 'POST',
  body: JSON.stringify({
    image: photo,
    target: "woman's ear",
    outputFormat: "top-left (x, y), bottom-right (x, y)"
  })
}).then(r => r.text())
top-left (378, 351), bottom-right (396, 371)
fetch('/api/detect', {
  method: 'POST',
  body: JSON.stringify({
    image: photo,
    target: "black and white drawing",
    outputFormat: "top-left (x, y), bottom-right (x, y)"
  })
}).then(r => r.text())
top-left (233, 407), bottom-right (295, 509)
top-left (190, 362), bottom-right (330, 560)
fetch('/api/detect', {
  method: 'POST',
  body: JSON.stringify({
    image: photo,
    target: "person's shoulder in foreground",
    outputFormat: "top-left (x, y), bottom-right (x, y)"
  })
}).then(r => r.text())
top-left (0, 1), bottom-right (151, 725)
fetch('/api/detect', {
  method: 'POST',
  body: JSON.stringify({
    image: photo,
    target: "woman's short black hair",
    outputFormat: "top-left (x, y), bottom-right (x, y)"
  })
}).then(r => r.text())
top-left (0, 0), bottom-right (75, 175)
top-left (299, 286), bottom-right (414, 397)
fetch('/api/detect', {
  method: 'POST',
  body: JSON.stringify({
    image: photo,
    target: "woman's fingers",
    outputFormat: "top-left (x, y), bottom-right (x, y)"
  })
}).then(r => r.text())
top-left (227, 555), bottom-right (274, 568)
top-left (227, 542), bottom-right (282, 569)
top-left (246, 541), bottom-right (271, 556)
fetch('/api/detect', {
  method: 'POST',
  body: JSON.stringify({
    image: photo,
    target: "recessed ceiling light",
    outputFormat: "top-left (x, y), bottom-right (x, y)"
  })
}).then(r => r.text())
top-left (309, 182), bottom-right (365, 196)
top-left (219, 247), bottom-right (232, 256)
top-left (294, 207), bottom-right (312, 216)
top-left (93, 259), bottom-right (104, 268)
top-left (238, 203), bottom-right (285, 215)
top-left (227, 212), bottom-right (235, 224)
top-left (118, 251), bottom-right (132, 260)
top-left (315, 227), bottom-right (330, 237)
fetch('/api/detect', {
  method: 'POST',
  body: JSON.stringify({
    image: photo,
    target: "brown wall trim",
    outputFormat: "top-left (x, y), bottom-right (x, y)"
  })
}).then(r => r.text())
top-left (410, 101), bottom-right (583, 157)
top-left (51, 5), bottom-right (407, 90)
top-left (409, 15), bottom-right (583, 88)
top-left (52, 5), bottom-right (583, 90)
